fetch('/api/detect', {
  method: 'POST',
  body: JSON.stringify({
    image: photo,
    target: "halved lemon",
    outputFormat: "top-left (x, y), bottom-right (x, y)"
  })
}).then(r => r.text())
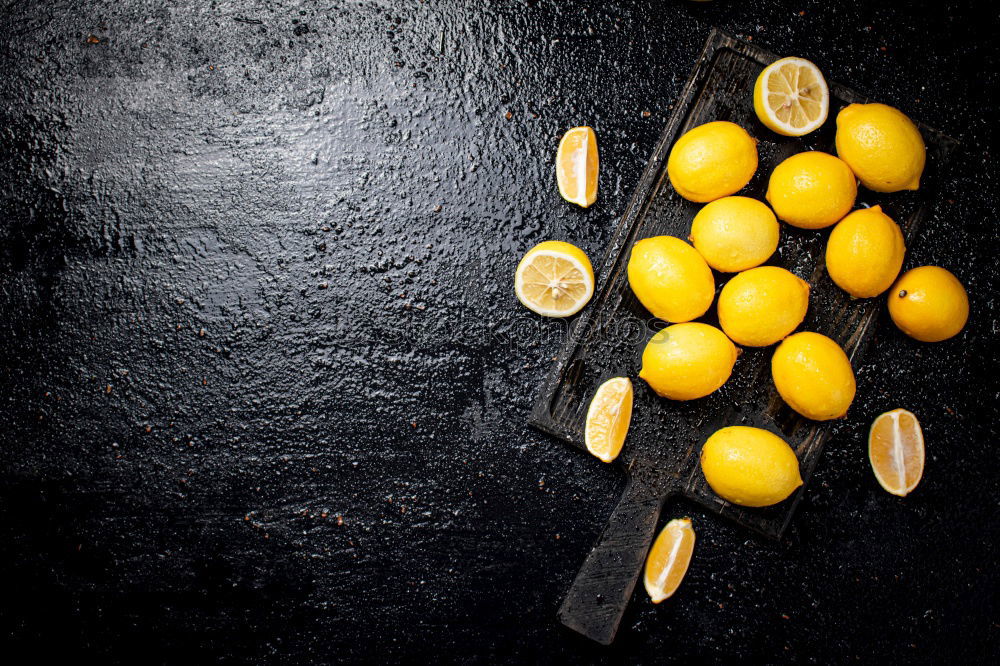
top-left (556, 126), bottom-right (598, 208)
top-left (643, 518), bottom-right (695, 603)
top-left (868, 408), bottom-right (925, 497)
top-left (514, 240), bottom-right (594, 317)
top-left (584, 377), bottom-right (633, 463)
top-left (753, 57), bottom-right (829, 136)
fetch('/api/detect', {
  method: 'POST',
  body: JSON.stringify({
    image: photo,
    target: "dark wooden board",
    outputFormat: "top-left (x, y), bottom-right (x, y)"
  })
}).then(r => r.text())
top-left (529, 28), bottom-right (958, 644)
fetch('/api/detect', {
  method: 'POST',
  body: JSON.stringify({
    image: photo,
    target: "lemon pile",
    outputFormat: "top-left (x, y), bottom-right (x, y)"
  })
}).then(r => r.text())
top-left (512, 53), bottom-right (969, 528)
top-left (631, 112), bottom-right (862, 431)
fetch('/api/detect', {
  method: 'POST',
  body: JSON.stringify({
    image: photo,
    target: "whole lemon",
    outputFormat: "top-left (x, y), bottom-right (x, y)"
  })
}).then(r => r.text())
top-left (628, 236), bottom-right (715, 323)
top-left (835, 103), bottom-right (926, 192)
top-left (825, 205), bottom-right (905, 298)
top-left (771, 332), bottom-right (856, 421)
top-left (689, 196), bottom-right (780, 272)
top-left (639, 323), bottom-right (737, 401)
top-left (717, 267), bottom-right (809, 347)
top-left (700, 426), bottom-right (803, 507)
top-left (765, 151), bottom-right (857, 229)
top-left (888, 266), bottom-right (969, 342)
top-left (667, 121), bottom-right (758, 203)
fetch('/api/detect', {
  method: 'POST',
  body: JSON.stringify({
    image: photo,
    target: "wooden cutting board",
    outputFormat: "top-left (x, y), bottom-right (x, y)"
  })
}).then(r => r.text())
top-left (529, 28), bottom-right (958, 645)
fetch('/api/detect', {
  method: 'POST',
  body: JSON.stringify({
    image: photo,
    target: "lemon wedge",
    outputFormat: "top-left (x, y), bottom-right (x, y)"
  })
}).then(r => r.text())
top-left (556, 126), bottom-right (598, 208)
top-left (868, 409), bottom-right (925, 497)
top-left (514, 240), bottom-right (594, 317)
top-left (753, 57), bottom-right (829, 136)
top-left (584, 377), bottom-right (633, 463)
top-left (643, 518), bottom-right (696, 603)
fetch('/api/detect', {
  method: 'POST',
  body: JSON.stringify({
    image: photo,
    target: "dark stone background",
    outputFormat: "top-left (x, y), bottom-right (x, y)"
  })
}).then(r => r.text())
top-left (1, 0), bottom-right (997, 663)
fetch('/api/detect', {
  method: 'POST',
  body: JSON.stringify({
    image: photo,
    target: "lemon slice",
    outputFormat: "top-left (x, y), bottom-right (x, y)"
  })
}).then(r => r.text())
top-left (868, 408), bottom-right (925, 497)
top-left (643, 518), bottom-right (696, 603)
top-left (753, 57), bottom-right (829, 136)
top-left (514, 240), bottom-right (594, 317)
top-left (584, 377), bottom-right (633, 463)
top-left (556, 126), bottom-right (598, 208)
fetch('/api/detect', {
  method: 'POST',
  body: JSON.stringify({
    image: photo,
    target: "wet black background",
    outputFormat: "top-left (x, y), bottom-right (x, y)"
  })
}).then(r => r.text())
top-left (1, 0), bottom-right (997, 663)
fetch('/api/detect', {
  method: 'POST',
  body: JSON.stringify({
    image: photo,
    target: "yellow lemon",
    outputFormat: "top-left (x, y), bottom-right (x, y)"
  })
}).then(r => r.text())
top-left (771, 332), bottom-right (856, 421)
top-left (825, 205), bottom-right (905, 298)
top-left (753, 57), bottom-right (829, 137)
top-left (835, 103), bottom-right (926, 192)
top-left (627, 236), bottom-right (715, 323)
top-left (717, 267), bottom-right (809, 347)
top-left (667, 121), bottom-right (758, 203)
top-left (556, 126), bottom-right (599, 208)
top-left (869, 409), bottom-right (925, 497)
top-left (643, 518), bottom-right (695, 603)
top-left (584, 377), bottom-right (633, 464)
top-left (639, 323), bottom-right (737, 401)
top-left (700, 426), bottom-right (803, 507)
top-left (514, 240), bottom-right (594, 317)
top-left (888, 266), bottom-right (969, 342)
top-left (765, 151), bottom-right (857, 229)
top-left (689, 196), bottom-right (780, 272)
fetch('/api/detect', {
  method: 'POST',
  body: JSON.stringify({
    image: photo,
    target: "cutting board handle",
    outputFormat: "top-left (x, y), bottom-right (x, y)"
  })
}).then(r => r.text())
top-left (557, 473), bottom-right (666, 644)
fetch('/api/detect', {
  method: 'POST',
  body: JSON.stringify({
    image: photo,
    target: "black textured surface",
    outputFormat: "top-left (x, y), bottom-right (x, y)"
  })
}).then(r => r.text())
top-left (1, 1), bottom-right (997, 663)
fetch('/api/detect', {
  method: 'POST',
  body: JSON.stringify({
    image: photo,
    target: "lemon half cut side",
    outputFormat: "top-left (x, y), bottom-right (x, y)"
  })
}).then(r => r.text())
top-left (514, 240), bottom-right (594, 317)
top-left (754, 57), bottom-right (829, 137)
